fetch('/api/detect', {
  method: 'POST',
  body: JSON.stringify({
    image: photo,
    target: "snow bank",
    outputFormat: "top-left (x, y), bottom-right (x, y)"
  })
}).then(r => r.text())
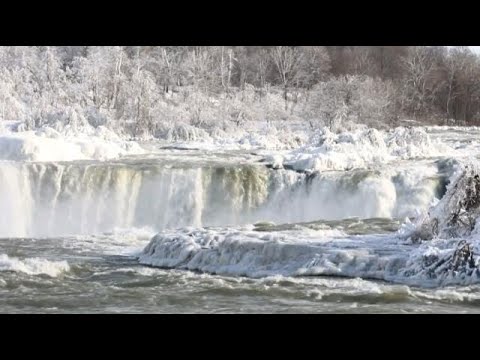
top-left (0, 123), bottom-right (144, 162)
top-left (276, 127), bottom-right (456, 172)
top-left (3, 121), bottom-right (453, 163)
top-left (0, 254), bottom-right (70, 277)
top-left (0, 121), bottom-right (23, 134)
top-left (156, 121), bottom-right (308, 151)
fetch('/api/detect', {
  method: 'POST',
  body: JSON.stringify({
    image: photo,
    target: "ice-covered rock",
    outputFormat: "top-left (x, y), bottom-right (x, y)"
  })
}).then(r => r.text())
top-left (408, 162), bottom-right (480, 241)
top-left (139, 225), bottom-right (480, 286)
top-left (280, 126), bottom-right (457, 172)
top-left (0, 124), bottom-right (145, 162)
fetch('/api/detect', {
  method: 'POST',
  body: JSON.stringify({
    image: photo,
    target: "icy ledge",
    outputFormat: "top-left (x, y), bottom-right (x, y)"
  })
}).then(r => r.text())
top-left (0, 124), bottom-right (144, 162)
top-left (269, 126), bottom-right (457, 172)
top-left (138, 163), bottom-right (480, 287)
top-left (137, 226), bottom-right (478, 287)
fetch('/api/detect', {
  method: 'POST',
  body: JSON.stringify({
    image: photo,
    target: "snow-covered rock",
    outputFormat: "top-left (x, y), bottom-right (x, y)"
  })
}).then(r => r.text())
top-left (278, 126), bottom-right (457, 172)
top-left (0, 123), bottom-right (144, 162)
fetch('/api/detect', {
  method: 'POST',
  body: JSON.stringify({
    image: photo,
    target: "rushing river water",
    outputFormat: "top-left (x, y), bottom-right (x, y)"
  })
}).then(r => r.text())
top-left (1, 127), bottom-right (480, 313)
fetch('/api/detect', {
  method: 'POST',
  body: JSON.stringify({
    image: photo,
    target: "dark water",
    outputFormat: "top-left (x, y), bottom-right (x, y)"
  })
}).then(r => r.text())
top-left (1, 130), bottom-right (479, 313)
top-left (2, 227), bottom-right (480, 314)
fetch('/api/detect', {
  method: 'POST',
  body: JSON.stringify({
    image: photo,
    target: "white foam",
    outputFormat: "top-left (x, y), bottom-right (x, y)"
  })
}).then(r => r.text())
top-left (0, 254), bottom-right (70, 277)
top-left (57, 226), bottom-right (158, 257)
top-left (257, 162), bottom-right (443, 223)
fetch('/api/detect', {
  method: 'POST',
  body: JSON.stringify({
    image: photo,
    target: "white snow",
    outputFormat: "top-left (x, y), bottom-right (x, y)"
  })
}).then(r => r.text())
top-left (274, 127), bottom-right (457, 172)
top-left (138, 224), bottom-right (480, 287)
top-left (158, 122), bottom-right (308, 151)
top-left (0, 122), bottom-right (145, 162)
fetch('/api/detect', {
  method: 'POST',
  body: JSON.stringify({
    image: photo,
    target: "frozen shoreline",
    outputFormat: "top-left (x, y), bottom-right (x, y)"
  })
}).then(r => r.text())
top-left (2, 121), bottom-right (480, 288)
top-left (0, 120), bottom-right (472, 165)
top-left (138, 161), bottom-right (480, 287)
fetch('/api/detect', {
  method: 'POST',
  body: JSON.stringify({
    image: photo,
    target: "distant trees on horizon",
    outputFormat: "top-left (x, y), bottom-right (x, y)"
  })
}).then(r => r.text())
top-left (1, 46), bottom-right (479, 137)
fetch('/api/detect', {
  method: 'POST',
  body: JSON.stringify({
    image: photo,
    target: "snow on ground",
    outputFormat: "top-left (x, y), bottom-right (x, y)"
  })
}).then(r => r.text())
top-left (158, 122), bottom-right (308, 151)
top-left (0, 121), bottom-right (145, 162)
top-left (0, 120), bottom-right (310, 162)
top-left (2, 119), bottom-right (473, 165)
top-left (271, 127), bottom-right (458, 172)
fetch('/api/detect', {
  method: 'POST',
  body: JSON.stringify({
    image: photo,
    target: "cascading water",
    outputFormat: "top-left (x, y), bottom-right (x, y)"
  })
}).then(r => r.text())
top-left (0, 162), bottom-right (270, 237)
top-left (0, 158), bottom-right (451, 238)
top-left (258, 165), bottom-right (446, 223)
top-left (2, 125), bottom-right (479, 313)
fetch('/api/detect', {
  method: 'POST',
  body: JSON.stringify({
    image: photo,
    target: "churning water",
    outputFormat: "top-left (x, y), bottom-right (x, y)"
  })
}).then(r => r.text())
top-left (1, 127), bottom-right (480, 313)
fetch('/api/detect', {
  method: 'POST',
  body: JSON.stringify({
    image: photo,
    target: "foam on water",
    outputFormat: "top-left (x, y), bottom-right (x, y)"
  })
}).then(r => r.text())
top-left (0, 254), bottom-right (70, 277)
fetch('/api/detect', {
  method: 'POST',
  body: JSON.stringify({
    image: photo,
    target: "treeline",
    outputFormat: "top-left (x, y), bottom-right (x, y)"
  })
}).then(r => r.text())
top-left (0, 46), bottom-right (479, 137)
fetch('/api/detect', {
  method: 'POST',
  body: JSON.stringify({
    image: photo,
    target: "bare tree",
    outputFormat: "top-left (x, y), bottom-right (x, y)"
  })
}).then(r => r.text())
top-left (401, 46), bottom-right (444, 118)
top-left (270, 46), bottom-right (304, 110)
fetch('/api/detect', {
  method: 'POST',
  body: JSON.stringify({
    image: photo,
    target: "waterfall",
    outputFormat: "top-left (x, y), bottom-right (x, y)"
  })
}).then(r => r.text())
top-left (0, 160), bottom-right (449, 237)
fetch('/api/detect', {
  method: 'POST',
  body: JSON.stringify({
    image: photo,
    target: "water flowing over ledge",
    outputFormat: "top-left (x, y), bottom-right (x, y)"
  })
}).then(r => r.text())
top-left (0, 160), bottom-right (449, 237)
top-left (0, 124), bottom-right (478, 289)
top-left (139, 161), bottom-right (480, 287)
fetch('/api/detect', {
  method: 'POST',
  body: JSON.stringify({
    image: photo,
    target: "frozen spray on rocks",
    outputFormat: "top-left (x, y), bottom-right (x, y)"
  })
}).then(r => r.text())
top-left (139, 161), bottom-right (480, 287)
